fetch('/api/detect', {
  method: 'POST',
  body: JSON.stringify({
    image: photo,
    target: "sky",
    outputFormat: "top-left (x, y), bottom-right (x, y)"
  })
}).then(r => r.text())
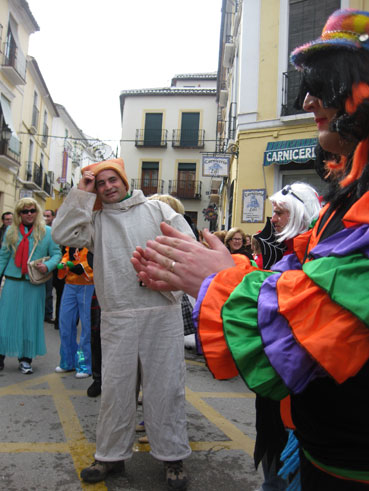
top-left (27, 0), bottom-right (222, 151)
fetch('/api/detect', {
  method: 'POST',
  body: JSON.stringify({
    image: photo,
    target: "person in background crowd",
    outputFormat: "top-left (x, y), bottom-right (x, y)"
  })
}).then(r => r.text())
top-left (43, 209), bottom-right (56, 323)
top-left (132, 8), bottom-right (369, 489)
top-left (212, 230), bottom-right (226, 243)
top-left (55, 247), bottom-right (94, 378)
top-left (0, 212), bottom-right (13, 247)
top-left (244, 233), bottom-right (252, 255)
top-left (0, 198), bottom-right (61, 373)
top-left (52, 158), bottom-right (192, 490)
top-left (225, 227), bottom-right (253, 259)
top-left (251, 236), bottom-right (263, 268)
top-left (0, 211), bottom-right (13, 286)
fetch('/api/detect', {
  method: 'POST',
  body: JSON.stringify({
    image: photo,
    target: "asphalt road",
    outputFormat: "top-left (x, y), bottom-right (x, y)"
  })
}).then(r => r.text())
top-left (0, 323), bottom-right (263, 491)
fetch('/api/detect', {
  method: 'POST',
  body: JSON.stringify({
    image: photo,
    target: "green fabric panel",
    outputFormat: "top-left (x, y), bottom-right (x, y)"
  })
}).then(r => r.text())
top-left (303, 253), bottom-right (369, 326)
top-left (222, 270), bottom-right (289, 400)
top-left (303, 449), bottom-right (369, 481)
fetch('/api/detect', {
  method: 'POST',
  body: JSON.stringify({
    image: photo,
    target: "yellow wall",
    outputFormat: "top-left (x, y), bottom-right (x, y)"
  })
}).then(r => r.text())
top-left (233, 122), bottom-right (317, 235)
top-left (258, 0), bottom-right (280, 121)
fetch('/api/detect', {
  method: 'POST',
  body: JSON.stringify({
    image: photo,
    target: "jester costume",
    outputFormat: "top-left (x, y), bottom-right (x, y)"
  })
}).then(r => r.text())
top-left (195, 191), bottom-right (369, 485)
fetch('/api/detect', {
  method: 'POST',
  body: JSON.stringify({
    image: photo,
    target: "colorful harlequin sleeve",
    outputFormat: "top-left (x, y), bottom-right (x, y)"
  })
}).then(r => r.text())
top-left (196, 255), bottom-right (257, 380)
top-left (222, 223), bottom-right (369, 400)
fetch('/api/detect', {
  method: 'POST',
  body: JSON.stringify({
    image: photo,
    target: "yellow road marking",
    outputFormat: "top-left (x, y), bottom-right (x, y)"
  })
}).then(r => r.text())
top-left (0, 371), bottom-right (256, 489)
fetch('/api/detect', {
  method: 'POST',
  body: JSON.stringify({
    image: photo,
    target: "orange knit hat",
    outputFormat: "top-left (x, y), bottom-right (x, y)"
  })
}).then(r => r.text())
top-left (82, 158), bottom-right (129, 191)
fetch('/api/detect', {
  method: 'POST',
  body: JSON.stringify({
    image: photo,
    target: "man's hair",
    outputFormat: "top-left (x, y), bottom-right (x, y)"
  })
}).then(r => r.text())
top-left (2, 211), bottom-right (13, 221)
top-left (44, 209), bottom-right (55, 217)
top-left (270, 182), bottom-right (321, 243)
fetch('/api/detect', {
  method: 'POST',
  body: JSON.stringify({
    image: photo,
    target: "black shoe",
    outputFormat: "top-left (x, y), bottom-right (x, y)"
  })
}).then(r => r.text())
top-left (44, 317), bottom-right (55, 324)
top-left (164, 460), bottom-right (188, 490)
top-left (0, 354), bottom-right (4, 371)
top-left (80, 460), bottom-right (125, 483)
top-left (87, 379), bottom-right (101, 397)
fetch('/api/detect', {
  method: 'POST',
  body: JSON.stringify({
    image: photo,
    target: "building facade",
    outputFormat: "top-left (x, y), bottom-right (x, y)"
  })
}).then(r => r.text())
top-left (119, 73), bottom-right (218, 230)
top-left (216, 0), bottom-right (368, 234)
top-left (0, 0), bottom-right (39, 213)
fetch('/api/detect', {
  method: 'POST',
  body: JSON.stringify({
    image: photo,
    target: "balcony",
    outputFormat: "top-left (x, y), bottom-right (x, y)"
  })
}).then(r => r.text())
top-left (135, 129), bottom-right (168, 147)
top-left (0, 135), bottom-right (21, 173)
top-left (169, 180), bottom-right (202, 199)
top-left (1, 41), bottom-right (26, 86)
top-left (130, 178), bottom-right (164, 196)
top-left (172, 129), bottom-right (205, 149)
top-left (22, 162), bottom-right (51, 198)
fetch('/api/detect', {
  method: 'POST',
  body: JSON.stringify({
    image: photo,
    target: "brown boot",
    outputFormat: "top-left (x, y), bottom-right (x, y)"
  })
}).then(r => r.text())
top-left (80, 460), bottom-right (125, 483)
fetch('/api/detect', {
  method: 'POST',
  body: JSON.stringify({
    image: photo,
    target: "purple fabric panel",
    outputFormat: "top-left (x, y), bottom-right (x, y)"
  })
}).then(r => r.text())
top-left (310, 224), bottom-right (369, 259)
top-left (258, 273), bottom-right (326, 393)
top-left (271, 253), bottom-right (302, 273)
top-left (192, 273), bottom-right (216, 329)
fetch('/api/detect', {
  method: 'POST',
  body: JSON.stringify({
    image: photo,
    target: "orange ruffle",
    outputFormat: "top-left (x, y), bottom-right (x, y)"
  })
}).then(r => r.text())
top-left (277, 270), bottom-right (369, 383)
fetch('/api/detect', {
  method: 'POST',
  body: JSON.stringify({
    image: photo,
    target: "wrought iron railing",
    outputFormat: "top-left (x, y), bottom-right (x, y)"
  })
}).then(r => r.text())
top-left (172, 129), bottom-right (205, 148)
top-left (135, 129), bottom-right (168, 147)
top-left (33, 162), bottom-right (43, 187)
top-left (130, 178), bottom-right (164, 196)
top-left (2, 41), bottom-right (26, 81)
top-left (168, 180), bottom-right (202, 199)
top-left (0, 137), bottom-right (21, 164)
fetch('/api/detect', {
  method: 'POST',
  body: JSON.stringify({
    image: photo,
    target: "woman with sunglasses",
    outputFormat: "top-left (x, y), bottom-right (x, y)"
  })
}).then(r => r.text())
top-left (0, 198), bottom-right (61, 374)
top-left (133, 9), bottom-right (369, 489)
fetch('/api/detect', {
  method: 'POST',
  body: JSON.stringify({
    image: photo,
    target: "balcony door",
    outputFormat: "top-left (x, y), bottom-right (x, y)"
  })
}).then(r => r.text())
top-left (141, 162), bottom-right (159, 196)
top-left (144, 113), bottom-right (162, 146)
top-left (178, 163), bottom-right (196, 198)
top-left (180, 112), bottom-right (199, 147)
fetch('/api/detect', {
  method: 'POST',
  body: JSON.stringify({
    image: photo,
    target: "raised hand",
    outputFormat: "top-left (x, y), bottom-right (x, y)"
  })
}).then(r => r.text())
top-left (78, 171), bottom-right (96, 193)
top-left (131, 222), bottom-right (235, 298)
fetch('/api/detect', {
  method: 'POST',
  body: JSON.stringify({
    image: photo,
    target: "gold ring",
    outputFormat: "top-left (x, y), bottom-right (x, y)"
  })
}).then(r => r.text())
top-left (169, 261), bottom-right (176, 273)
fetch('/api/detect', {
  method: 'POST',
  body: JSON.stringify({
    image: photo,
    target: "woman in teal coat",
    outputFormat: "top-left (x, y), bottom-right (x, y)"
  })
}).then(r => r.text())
top-left (0, 197), bottom-right (61, 374)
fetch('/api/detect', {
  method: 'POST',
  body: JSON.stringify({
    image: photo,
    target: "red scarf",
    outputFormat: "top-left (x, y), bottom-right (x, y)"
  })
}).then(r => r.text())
top-left (15, 224), bottom-right (33, 274)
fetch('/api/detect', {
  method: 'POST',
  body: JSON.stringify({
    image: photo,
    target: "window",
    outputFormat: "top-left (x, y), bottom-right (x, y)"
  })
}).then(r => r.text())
top-left (282, 0), bottom-right (340, 116)
top-left (180, 113), bottom-right (200, 147)
top-left (144, 113), bottom-right (163, 146)
top-left (141, 162), bottom-right (159, 196)
top-left (177, 163), bottom-right (196, 198)
top-left (32, 91), bottom-right (39, 128)
top-left (27, 140), bottom-right (34, 180)
top-left (227, 181), bottom-right (234, 229)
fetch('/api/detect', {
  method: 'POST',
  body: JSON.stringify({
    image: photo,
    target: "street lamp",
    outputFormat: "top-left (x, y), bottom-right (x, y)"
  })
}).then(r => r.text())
top-left (1, 126), bottom-right (12, 143)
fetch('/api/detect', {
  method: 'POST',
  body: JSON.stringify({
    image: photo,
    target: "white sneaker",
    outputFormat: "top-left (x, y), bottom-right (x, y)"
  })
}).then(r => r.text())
top-left (75, 372), bottom-right (90, 379)
top-left (55, 366), bottom-right (74, 373)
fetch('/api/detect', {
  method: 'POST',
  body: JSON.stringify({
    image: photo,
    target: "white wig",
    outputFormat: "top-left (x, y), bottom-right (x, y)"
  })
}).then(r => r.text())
top-left (270, 182), bottom-right (321, 242)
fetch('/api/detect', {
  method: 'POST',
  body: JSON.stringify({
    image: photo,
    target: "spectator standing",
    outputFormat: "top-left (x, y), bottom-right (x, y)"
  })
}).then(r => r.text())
top-left (55, 247), bottom-right (94, 378)
top-left (0, 198), bottom-right (61, 373)
top-left (0, 211), bottom-right (13, 286)
top-left (225, 227), bottom-right (253, 259)
top-left (43, 209), bottom-right (56, 323)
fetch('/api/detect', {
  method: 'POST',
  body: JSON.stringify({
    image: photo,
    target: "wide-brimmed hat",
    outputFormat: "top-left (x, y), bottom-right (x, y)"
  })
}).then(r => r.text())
top-left (291, 8), bottom-right (369, 69)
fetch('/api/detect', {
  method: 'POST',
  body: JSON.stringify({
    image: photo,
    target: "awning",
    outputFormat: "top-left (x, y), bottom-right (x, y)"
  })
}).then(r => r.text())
top-left (263, 138), bottom-right (318, 166)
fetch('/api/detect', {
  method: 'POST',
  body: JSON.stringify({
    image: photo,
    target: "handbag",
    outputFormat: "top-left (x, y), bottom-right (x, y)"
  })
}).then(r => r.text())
top-left (27, 241), bottom-right (52, 285)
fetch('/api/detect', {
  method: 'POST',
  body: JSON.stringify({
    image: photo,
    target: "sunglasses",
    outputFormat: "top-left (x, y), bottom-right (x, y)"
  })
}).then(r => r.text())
top-left (20, 208), bottom-right (37, 215)
top-left (281, 185), bottom-right (304, 204)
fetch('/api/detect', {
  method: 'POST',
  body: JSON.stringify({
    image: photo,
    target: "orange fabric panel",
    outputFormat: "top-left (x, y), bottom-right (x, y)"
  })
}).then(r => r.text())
top-left (292, 229), bottom-right (312, 264)
top-left (277, 271), bottom-right (369, 383)
top-left (342, 190), bottom-right (369, 227)
top-left (198, 261), bottom-right (257, 380)
top-left (280, 395), bottom-right (295, 430)
top-left (57, 247), bottom-right (93, 285)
